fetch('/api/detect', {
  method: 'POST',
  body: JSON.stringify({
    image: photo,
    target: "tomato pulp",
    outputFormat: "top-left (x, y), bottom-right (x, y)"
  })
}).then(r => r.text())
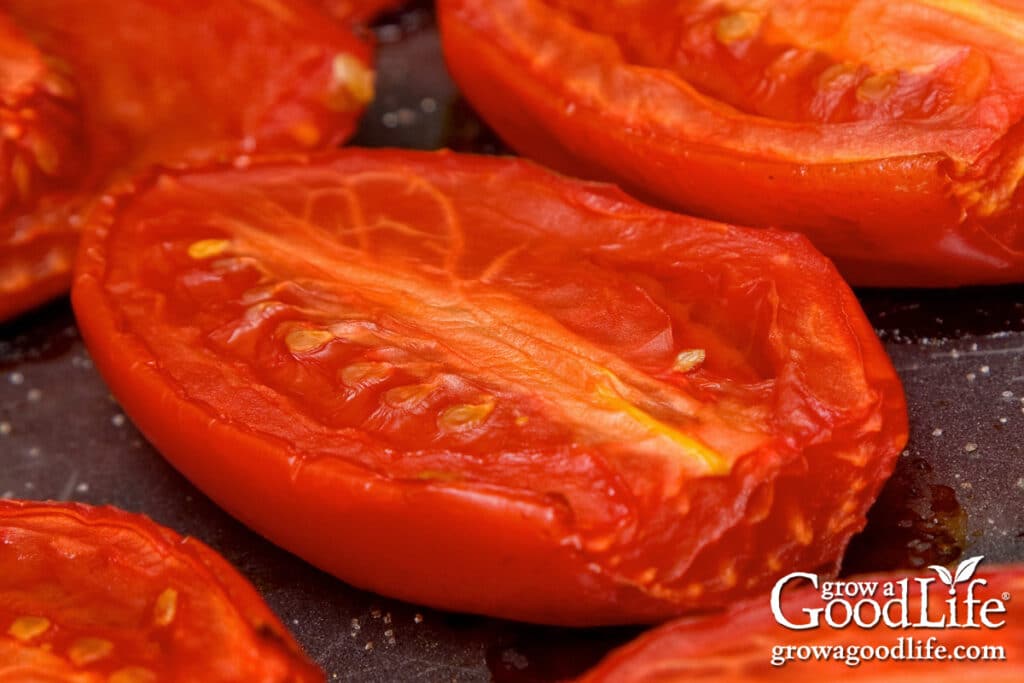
top-left (73, 149), bottom-right (907, 625)
top-left (0, 0), bottom-right (374, 322)
top-left (0, 499), bottom-right (322, 682)
top-left (439, 0), bottom-right (1024, 287)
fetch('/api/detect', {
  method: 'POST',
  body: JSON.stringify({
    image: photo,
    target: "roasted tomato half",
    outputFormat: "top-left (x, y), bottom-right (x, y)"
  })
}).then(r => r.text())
top-left (438, 0), bottom-right (1024, 287)
top-left (579, 565), bottom-right (1024, 681)
top-left (72, 149), bottom-right (907, 625)
top-left (0, 0), bottom-right (374, 323)
top-left (0, 499), bottom-right (323, 682)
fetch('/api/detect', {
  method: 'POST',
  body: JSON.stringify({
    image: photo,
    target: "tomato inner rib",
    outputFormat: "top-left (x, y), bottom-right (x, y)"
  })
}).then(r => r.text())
top-left (195, 181), bottom-right (730, 475)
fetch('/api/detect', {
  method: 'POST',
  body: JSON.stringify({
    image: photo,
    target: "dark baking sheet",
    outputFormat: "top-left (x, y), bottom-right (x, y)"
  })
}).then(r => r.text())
top-left (2, 5), bottom-right (1023, 681)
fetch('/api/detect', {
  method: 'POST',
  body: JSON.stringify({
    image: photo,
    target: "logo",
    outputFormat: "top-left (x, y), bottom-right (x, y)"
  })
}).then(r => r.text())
top-left (770, 556), bottom-right (1010, 631)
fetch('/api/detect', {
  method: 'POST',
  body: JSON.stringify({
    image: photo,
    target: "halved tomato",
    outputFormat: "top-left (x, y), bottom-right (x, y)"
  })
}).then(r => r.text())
top-left (0, 0), bottom-right (374, 322)
top-left (438, 0), bottom-right (1024, 287)
top-left (579, 565), bottom-right (1023, 681)
top-left (72, 149), bottom-right (907, 625)
top-left (0, 12), bottom-right (84, 322)
top-left (0, 499), bottom-right (322, 682)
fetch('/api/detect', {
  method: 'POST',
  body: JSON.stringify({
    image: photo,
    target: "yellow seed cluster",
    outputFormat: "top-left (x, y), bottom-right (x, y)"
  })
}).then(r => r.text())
top-left (672, 349), bottom-right (706, 374)
top-left (439, 399), bottom-right (496, 430)
top-left (153, 587), bottom-right (178, 627)
top-left (108, 667), bottom-right (158, 683)
top-left (187, 239), bottom-right (231, 260)
top-left (331, 54), bottom-right (376, 108)
top-left (7, 615), bottom-right (50, 641)
top-left (285, 328), bottom-right (335, 354)
top-left (68, 637), bottom-right (114, 666)
top-left (715, 11), bottom-right (762, 44)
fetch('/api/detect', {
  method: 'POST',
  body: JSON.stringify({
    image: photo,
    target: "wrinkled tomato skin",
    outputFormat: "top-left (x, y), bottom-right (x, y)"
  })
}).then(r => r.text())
top-left (438, 0), bottom-right (1024, 287)
top-left (73, 149), bottom-right (907, 625)
top-left (578, 566), bottom-right (1024, 682)
top-left (0, 0), bottom-right (373, 323)
top-left (0, 499), bottom-right (323, 682)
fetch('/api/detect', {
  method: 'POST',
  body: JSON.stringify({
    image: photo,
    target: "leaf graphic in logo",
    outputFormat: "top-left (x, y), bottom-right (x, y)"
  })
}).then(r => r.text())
top-left (929, 564), bottom-right (954, 591)
top-left (930, 556), bottom-right (985, 595)
top-left (953, 556), bottom-right (984, 585)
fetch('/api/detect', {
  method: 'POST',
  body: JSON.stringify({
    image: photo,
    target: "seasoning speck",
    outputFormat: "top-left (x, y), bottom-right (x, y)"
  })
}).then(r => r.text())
top-left (0, 422), bottom-right (11, 436)
top-left (111, 413), bottom-right (126, 428)
top-left (26, 388), bottom-right (41, 402)
top-left (964, 443), bottom-right (978, 453)
top-left (9, 372), bottom-right (24, 385)
top-left (931, 428), bottom-right (943, 436)
top-left (413, 614), bottom-right (423, 624)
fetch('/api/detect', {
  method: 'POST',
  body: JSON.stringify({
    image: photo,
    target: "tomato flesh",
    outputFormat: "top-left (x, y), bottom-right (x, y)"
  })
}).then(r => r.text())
top-left (0, 499), bottom-right (322, 682)
top-left (578, 565), bottom-right (1024, 681)
top-left (0, 0), bottom-right (373, 322)
top-left (73, 150), bottom-right (907, 625)
top-left (438, 0), bottom-right (1024, 286)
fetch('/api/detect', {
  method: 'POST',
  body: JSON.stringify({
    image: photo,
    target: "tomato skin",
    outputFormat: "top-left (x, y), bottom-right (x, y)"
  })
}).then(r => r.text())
top-left (438, 0), bottom-right (1024, 287)
top-left (72, 149), bottom-right (907, 625)
top-left (578, 566), bottom-right (1024, 682)
top-left (0, 499), bottom-right (323, 682)
top-left (0, 0), bottom-right (374, 323)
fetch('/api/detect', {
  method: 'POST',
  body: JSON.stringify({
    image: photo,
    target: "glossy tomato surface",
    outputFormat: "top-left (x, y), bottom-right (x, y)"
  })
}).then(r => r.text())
top-left (578, 565), bottom-right (1024, 681)
top-left (72, 149), bottom-right (907, 625)
top-left (438, 0), bottom-right (1024, 287)
top-left (0, 499), bottom-right (323, 682)
top-left (0, 0), bottom-right (373, 323)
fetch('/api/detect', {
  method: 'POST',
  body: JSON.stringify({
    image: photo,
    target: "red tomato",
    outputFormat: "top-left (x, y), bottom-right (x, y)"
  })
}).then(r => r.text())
top-left (578, 565), bottom-right (1024, 681)
top-left (0, 499), bottom-right (323, 682)
top-left (0, 12), bottom-right (84, 322)
top-left (0, 0), bottom-right (373, 322)
top-left (438, 0), bottom-right (1024, 287)
top-left (72, 149), bottom-right (907, 625)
